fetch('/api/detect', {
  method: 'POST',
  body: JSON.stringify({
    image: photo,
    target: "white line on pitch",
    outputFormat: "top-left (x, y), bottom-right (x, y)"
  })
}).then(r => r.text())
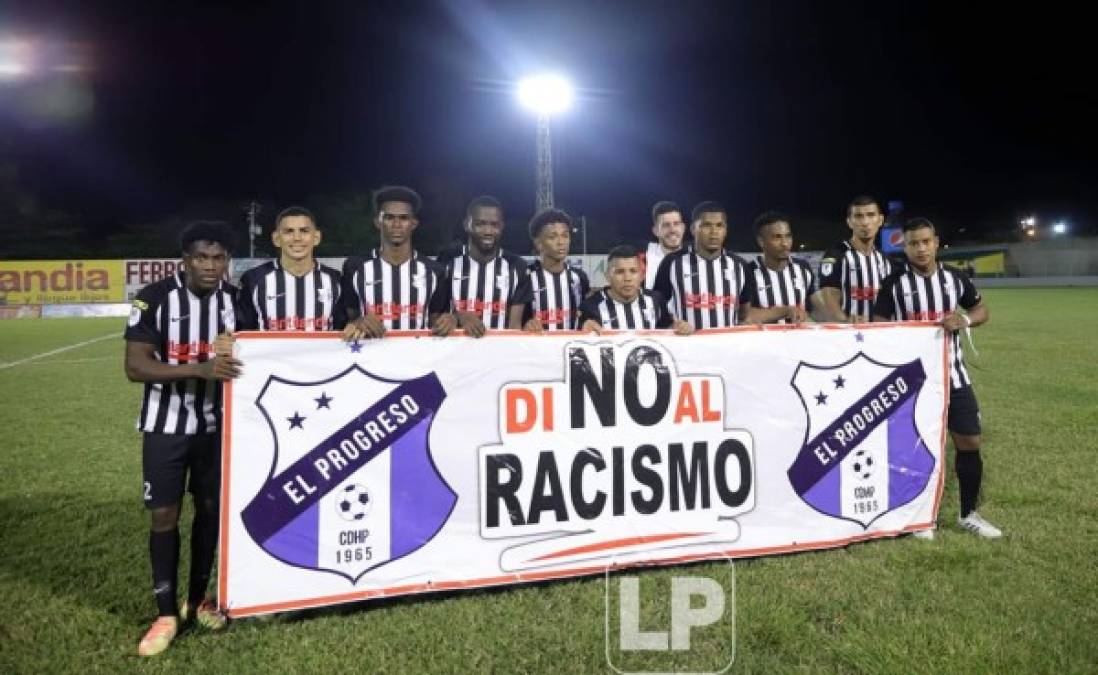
top-left (0, 333), bottom-right (117, 371)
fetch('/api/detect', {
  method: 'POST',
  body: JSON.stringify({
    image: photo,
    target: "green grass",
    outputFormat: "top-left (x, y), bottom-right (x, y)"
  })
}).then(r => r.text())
top-left (1, 288), bottom-right (1096, 674)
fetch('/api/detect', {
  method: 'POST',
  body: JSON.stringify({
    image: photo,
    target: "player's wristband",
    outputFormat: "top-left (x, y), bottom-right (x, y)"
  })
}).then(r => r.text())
top-left (961, 314), bottom-right (972, 327)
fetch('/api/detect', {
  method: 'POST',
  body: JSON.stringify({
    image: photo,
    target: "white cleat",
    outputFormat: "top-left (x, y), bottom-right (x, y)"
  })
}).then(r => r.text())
top-left (958, 512), bottom-right (1003, 539)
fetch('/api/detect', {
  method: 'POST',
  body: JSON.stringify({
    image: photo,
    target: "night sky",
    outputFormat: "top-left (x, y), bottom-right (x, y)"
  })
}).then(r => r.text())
top-left (2, 0), bottom-right (1095, 254)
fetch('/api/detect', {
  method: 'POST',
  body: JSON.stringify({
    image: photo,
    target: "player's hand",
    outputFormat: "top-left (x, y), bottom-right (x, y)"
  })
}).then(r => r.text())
top-left (431, 313), bottom-right (456, 336)
top-left (672, 320), bottom-right (694, 336)
top-left (522, 318), bottom-right (544, 334)
top-left (581, 319), bottom-right (602, 334)
top-left (940, 313), bottom-right (968, 333)
top-left (199, 355), bottom-right (242, 381)
top-left (214, 331), bottom-right (235, 357)
top-left (458, 312), bottom-right (487, 338)
top-left (343, 314), bottom-right (385, 340)
top-left (787, 306), bottom-right (809, 324)
top-left (849, 313), bottom-right (868, 324)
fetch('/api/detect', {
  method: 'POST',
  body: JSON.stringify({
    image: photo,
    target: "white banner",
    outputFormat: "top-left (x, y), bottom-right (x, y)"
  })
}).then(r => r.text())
top-left (220, 325), bottom-right (947, 617)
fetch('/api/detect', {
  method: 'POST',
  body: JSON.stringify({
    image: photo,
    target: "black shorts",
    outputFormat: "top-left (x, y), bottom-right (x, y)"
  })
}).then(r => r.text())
top-left (142, 432), bottom-right (221, 508)
top-left (947, 385), bottom-right (982, 436)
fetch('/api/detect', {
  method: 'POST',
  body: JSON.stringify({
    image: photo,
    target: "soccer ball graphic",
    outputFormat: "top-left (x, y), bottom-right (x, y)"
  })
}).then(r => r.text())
top-left (851, 448), bottom-right (875, 480)
top-left (336, 483), bottom-right (372, 521)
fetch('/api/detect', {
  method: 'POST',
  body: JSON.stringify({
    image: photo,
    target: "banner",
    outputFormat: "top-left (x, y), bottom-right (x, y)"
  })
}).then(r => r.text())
top-left (124, 259), bottom-right (184, 301)
top-left (220, 325), bottom-right (947, 617)
top-left (0, 260), bottom-right (124, 305)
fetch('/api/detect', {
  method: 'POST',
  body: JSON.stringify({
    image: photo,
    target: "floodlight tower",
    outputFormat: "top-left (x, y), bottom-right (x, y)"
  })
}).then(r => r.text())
top-left (517, 74), bottom-right (574, 212)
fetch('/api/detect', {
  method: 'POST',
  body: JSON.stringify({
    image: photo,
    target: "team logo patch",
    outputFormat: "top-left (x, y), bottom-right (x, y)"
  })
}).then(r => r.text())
top-left (787, 353), bottom-right (934, 528)
top-left (132, 299), bottom-right (149, 311)
top-left (241, 366), bottom-right (456, 582)
top-left (127, 307), bottom-right (142, 327)
top-left (820, 260), bottom-right (834, 277)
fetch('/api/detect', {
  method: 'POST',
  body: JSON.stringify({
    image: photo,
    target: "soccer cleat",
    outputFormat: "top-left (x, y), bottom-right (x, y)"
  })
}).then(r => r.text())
top-left (958, 512), bottom-right (1002, 539)
top-left (138, 616), bottom-right (178, 657)
top-left (912, 527), bottom-right (936, 541)
top-left (181, 597), bottom-right (228, 631)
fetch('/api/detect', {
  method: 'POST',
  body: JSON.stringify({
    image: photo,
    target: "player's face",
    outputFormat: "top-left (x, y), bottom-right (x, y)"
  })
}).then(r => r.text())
top-left (652, 211), bottom-right (685, 251)
top-left (757, 220), bottom-right (793, 261)
top-left (903, 226), bottom-right (939, 271)
top-left (607, 256), bottom-right (642, 302)
top-left (466, 206), bottom-right (504, 253)
top-left (847, 203), bottom-right (884, 243)
top-left (692, 212), bottom-right (728, 255)
top-left (376, 201), bottom-right (418, 246)
top-left (272, 215), bottom-right (321, 262)
top-left (535, 221), bottom-right (571, 263)
top-left (182, 240), bottom-right (230, 293)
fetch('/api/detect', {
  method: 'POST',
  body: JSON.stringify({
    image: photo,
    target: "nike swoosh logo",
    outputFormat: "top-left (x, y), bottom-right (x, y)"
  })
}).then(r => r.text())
top-left (171, 315), bottom-right (190, 322)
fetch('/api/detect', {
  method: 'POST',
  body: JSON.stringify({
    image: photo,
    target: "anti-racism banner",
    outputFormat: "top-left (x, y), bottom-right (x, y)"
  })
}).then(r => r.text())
top-left (0, 260), bottom-right (124, 305)
top-left (220, 325), bottom-right (947, 617)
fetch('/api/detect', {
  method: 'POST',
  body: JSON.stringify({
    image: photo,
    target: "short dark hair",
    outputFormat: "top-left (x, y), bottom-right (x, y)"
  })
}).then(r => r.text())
top-left (847, 195), bottom-right (882, 216)
top-left (651, 201), bottom-right (681, 224)
top-left (528, 208), bottom-right (573, 240)
top-left (607, 244), bottom-right (640, 263)
top-left (373, 185), bottom-right (422, 216)
top-left (691, 201), bottom-right (726, 223)
top-left (180, 221), bottom-right (234, 255)
top-left (466, 195), bottom-right (503, 218)
top-left (903, 217), bottom-right (937, 234)
top-left (275, 205), bottom-right (317, 229)
top-left (753, 210), bottom-right (790, 236)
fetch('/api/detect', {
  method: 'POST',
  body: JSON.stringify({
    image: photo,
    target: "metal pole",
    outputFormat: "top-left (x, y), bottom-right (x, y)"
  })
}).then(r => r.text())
top-left (535, 113), bottom-right (554, 212)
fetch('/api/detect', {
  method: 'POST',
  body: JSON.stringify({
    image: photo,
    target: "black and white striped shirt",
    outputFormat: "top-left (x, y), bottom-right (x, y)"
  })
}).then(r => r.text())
top-left (237, 260), bottom-right (345, 331)
top-left (652, 247), bottom-right (755, 329)
top-left (747, 256), bottom-right (817, 324)
top-left (440, 246), bottom-right (528, 330)
top-left (819, 240), bottom-right (893, 318)
top-left (511, 261), bottom-right (590, 330)
top-left (124, 273), bottom-right (237, 434)
top-left (873, 264), bottom-right (981, 389)
top-left (578, 289), bottom-right (670, 330)
top-left (340, 250), bottom-right (447, 330)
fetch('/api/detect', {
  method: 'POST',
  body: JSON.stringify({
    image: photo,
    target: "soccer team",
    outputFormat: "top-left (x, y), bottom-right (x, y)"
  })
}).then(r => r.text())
top-left (123, 188), bottom-right (1001, 656)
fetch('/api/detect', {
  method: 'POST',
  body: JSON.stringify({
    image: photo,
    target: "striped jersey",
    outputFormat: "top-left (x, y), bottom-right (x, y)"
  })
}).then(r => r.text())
top-left (236, 260), bottom-right (345, 331)
top-left (511, 261), bottom-right (590, 330)
top-left (746, 256), bottom-right (817, 323)
top-left (578, 289), bottom-right (670, 330)
top-left (124, 273), bottom-right (238, 434)
top-left (819, 240), bottom-right (893, 319)
top-left (873, 263), bottom-right (981, 389)
top-left (652, 247), bottom-right (755, 329)
top-left (641, 241), bottom-right (675, 289)
top-left (440, 246), bottom-right (528, 330)
top-left (340, 250), bottom-right (447, 330)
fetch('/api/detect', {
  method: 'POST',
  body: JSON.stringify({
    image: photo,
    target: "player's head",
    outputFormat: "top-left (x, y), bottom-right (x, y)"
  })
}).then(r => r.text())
top-left (272, 206), bottom-right (321, 264)
top-left (691, 201), bottom-right (728, 255)
top-left (528, 208), bottom-right (573, 264)
top-left (902, 217), bottom-right (939, 271)
top-left (605, 244), bottom-right (643, 303)
top-left (373, 185), bottom-right (421, 246)
top-left (846, 195), bottom-right (884, 244)
top-left (464, 195), bottom-right (504, 255)
top-left (754, 210), bottom-right (793, 263)
top-left (180, 221), bottom-right (234, 293)
top-left (651, 201), bottom-right (685, 252)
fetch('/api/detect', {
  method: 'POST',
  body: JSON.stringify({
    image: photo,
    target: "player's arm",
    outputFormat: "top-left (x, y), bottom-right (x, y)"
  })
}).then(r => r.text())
top-left (426, 263), bottom-right (456, 336)
top-left (746, 305), bottom-right (802, 324)
top-left (943, 274), bottom-right (989, 332)
top-left (577, 299), bottom-right (603, 334)
top-left (652, 256), bottom-right (674, 308)
top-left (816, 252), bottom-right (849, 321)
top-left (235, 269), bottom-right (260, 330)
top-left (124, 341), bottom-right (240, 382)
top-left (871, 278), bottom-right (898, 323)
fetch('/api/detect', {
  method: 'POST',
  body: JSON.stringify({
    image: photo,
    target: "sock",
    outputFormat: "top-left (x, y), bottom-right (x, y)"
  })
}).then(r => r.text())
top-left (150, 529), bottom-right (180, 617)
top-left (187, 503), bottom-right (220, 606)
top-left (956, 450), bottom-right (983, 518)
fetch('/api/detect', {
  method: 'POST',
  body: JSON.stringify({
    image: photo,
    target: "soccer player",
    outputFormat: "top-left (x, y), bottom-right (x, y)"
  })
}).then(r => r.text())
top-left (652, 201), bottom-right (757, 329)
top-left (641, 200), bottom-right (686, 289)
top-left (873, 217), bottom-right (1002, 539)
top-left (123, 221), bottom-right (242, 656)
top-left (236, 206), bottom-right (345, 331)
top-left (746, 211), bottom-right (825, 324)
top-left (818, 195), bottom-right (893, 322)
top-left (580, 245), bottom-right (691, 334)
top-left (341, 186), bottom-right (454, 338)
top-left (439, 195), bottom-right (528, 337)
top-left (510, 208), bottom-right (590, 332)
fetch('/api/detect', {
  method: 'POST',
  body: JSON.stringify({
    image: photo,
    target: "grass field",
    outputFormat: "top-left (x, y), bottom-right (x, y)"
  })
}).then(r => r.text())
top-left (1, 288), bottom-right (1096, 674)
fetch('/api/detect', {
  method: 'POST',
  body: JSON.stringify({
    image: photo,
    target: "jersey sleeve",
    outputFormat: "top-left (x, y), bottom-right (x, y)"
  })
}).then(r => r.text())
top-left (652, 290), bottom-right (672, 328)
top-left (508, 256), bottom-right (531, 307)
top-left (577, 268), bottom-right (591, 298)
top-left (340, 257), bottom-right (363, 322)
top-left (325, 267), bottom-right (348, 330)
top-left (872, 275), bottom-right (899, 320)
top-left (124, 283), bottom-right (164, 344)
top-left (235, 267), bottom-right (261, 330)
top-left (426, 259), bottom-right (452, 316)
top-left (799, 260), bottom-right (817, 310)
top-left (652, 254), bottom-right (675, 306)
top-left (956, 270), bottom-right (982, 310)
top-left (737, 260), bottom-right (757, 307)
top-left (818, 246), bottom-right (844, 289)
top-left (578, 294), bottom-right (603, 327)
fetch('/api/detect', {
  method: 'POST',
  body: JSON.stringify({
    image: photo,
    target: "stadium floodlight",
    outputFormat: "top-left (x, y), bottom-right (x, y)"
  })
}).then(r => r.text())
top-left (517, 73), bottom-right (574, 212)
top-left (1052, 222), bottom-right (1068, 235)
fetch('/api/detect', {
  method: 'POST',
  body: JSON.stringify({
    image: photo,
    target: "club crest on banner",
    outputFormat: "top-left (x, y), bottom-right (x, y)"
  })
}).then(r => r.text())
top-left (240, 365), bottom-right (456, 583)
top-left (787, 353), bottom-right (934, 528)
